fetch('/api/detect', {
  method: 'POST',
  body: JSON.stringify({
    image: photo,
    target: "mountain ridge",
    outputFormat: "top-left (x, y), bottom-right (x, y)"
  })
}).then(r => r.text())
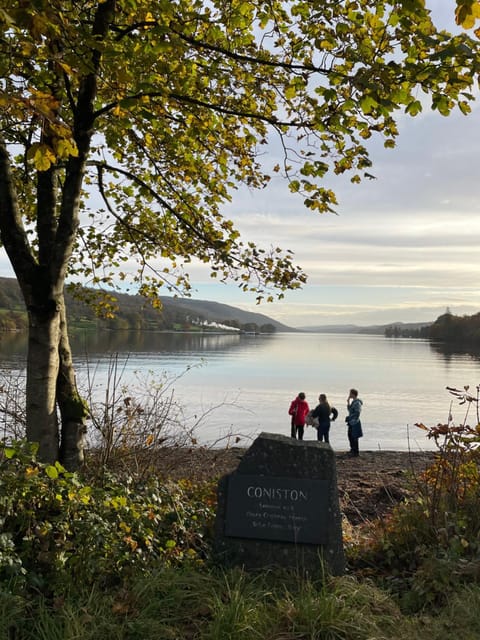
top-left (0, 276), bottom-right (295, 332)
top-left (0, 276), bottom-right (434, 334)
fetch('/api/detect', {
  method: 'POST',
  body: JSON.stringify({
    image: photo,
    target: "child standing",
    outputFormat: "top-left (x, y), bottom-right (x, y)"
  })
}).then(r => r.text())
top-left (288, 392), bottom-right (310, 440)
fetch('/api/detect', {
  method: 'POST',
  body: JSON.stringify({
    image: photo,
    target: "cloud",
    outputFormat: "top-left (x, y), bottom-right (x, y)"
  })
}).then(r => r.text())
top-left (1, 0), bottom-right (479, 329)
top-left (198, 90), bottom-right (480, 327)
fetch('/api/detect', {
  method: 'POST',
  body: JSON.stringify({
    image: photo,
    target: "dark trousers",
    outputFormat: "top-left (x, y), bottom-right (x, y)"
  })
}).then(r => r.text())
top-left (347, 426), bottom-right (359, 456)
top-left (317, 426), bottom-right (330, 443)
top-left (291, 423), bottom-right (304, 440)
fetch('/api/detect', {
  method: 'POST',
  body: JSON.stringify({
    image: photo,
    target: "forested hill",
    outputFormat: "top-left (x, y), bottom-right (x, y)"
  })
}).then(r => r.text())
top-left (383, 310), bottom-right (480, 347)
top-left (427, 310), bottom-right (480, 346)
top-left (0, 277), bottom-right (294, 333)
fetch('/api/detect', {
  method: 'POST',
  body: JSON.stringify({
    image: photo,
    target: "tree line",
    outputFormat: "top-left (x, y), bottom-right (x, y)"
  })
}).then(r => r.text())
top-left (385, 309), bottom-right (480, 346)
top-left (0, 278), bottom-right (276, 334)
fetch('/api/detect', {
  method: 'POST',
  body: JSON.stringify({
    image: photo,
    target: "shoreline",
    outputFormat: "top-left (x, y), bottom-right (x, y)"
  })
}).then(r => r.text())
top-left (148, 446), bottom-right (435, 480)
top-left (148, 447), bottom-right (435, 526)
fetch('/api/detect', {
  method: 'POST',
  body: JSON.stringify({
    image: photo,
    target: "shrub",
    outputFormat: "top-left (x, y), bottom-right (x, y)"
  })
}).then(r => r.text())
top-left (0, 440), bottom-right (216, 596)
top-left (352, 385), bottom-right (480, 610)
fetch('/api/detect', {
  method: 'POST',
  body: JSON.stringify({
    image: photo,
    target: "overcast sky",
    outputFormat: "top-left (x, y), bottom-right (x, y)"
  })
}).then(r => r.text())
top-left (188, 1), bottom-right (480, 328)
top-left (212, 99), bottom-right (480, 328)
top-left (1, 1), bottom-right (478, 329)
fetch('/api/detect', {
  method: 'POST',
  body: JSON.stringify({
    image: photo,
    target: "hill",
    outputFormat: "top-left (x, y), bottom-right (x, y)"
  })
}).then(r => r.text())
top-left (157, 296), bottom-right (294, 331)
top-left (0, 277), bottom-right (294, 333)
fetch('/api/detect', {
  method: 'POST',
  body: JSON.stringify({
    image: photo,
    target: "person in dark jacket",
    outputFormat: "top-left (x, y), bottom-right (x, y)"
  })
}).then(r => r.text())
top-left (311, 393), bottom-right (338, 443)
top-left (345, 388), bottom-right (363, 457)
top-left (288, 392), bottom-right (310, 440)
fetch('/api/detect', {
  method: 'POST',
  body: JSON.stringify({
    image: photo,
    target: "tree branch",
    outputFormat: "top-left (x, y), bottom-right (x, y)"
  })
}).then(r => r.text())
top-left (170, 27), bottom-right (330, 75)
top-left (92, 161), bottom-right (230, 256)
top-left (0, 136), bottom-right (37, 290)
top-left (93, 90), bottom-right (309, 127)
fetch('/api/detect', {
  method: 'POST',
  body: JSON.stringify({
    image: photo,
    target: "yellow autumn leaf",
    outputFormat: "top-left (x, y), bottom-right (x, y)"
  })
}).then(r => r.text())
top-left (285, 85), bottom-right (297, 100)
top-left (456, 0), bottom-right (480, 28)
top-left (29, 144), bottom-right (56, 171)
top-left (25, 466), bottom-right (39, 477)
top-left (56, 138), bottom-right (79, 159)
top-left (58, 61), bottom-right (74, 75)
top-left (124, 536), bottom-right (138, 550)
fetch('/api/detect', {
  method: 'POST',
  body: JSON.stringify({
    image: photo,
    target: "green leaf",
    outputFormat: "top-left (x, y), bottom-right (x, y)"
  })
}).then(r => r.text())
top-left (284, 85), bottom-right (297, 100)
top-left (405, 100), bottom-right (423, 116)
top-left (360, 95), bottom-right (378, 114)
top-left (45, 465), bottom-right (59, 479)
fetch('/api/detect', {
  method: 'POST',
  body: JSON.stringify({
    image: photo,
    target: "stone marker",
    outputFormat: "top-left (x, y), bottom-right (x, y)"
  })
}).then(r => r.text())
top-left (213, 432), bottom-right (345, 576)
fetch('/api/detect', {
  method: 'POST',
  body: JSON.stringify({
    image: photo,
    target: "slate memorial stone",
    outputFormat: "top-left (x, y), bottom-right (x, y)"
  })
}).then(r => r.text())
top-left (213, 432), bottom-right (345, 576)
top-left (225, 474), bottom-right (329, 544)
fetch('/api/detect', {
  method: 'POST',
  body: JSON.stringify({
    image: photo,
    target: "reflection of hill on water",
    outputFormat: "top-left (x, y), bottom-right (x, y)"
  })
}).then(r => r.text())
top-left (69, 330), bottom-right (274, 356)
top-left (0, 332), bottom-right (27, 358)
top-left (0, 330), bottom-right (276, 364)
top-left (429, 340), bottom-right (480, 363)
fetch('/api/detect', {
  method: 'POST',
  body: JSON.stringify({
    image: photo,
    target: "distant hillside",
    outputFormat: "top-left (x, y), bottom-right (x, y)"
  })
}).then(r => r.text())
top-left (0, 277), bottom-right (294, 333)
top-left (299, 321), bottom-right (432, 334)
top-left (157, 296), bottom-right (294, 331)
top-left (298, 324), bottom-right (363, 333)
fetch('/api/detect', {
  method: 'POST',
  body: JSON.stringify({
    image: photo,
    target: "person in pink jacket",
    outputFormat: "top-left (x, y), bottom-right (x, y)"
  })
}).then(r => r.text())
top-left (288, 392), bottom-right (310, 440)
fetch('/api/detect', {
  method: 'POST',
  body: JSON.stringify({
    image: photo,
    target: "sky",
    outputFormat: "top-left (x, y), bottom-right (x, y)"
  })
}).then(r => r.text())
top-left (191, 1), bottom-right (480, 328)
top-left (1, 1), bottom-right (479, 330)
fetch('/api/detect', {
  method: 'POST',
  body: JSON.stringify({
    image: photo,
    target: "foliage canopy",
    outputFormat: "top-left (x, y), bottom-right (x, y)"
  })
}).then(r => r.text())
top-left (1, 0), bottom-right (479, 301)
top-left (0, 0), bottom-right (479, 464)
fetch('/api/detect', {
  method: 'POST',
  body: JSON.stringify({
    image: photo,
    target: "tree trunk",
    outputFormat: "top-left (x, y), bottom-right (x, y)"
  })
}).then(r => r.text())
top-left (57, 296), bottom-right (87, 470)
top-left (25, 304), bottom-right (61, 463)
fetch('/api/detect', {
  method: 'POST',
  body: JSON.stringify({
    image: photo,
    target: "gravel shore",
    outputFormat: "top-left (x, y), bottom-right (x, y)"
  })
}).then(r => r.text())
top-left (154, 446), bottom-right (435, 526)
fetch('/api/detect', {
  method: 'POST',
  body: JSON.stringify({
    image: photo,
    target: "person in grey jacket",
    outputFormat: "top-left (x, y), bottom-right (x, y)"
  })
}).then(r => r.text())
top-left (346, 388), bottom-right (363, 457)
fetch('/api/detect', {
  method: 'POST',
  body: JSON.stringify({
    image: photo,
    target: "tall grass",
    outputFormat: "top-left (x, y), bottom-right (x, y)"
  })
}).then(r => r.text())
top-left (6, 566), bottom-right (480, 640)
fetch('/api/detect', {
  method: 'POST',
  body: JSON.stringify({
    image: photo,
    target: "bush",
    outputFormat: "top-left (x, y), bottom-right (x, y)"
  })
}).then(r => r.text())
top-left (351, 385), bottom-right (480, 611)
top-left (0, 440), bottom-right (216, 596)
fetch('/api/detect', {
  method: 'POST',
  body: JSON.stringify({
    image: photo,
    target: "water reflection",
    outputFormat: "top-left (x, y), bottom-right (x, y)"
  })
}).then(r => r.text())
top-left (2, 330), bottom-right (480, 450)
top-left (0, 329), bottom-right (274, 361)
top-left (429, 340), bottom-right (480, 365)
top-left (72, 330), bottom-right (274, 355)
top-left (0, 332), bottom-right (27, 365)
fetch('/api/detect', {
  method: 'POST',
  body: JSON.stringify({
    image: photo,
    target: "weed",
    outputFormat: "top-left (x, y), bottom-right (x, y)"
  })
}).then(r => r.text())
top-left (353, 384), bottom-right (480, 611)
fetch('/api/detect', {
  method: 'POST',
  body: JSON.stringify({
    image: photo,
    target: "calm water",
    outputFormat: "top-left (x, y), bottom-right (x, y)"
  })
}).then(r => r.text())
top-left (1, 331), bottom-right (480, 451)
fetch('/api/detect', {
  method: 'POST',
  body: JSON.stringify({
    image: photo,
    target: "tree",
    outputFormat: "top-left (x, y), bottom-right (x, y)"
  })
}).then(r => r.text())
top-left (0, 0), bottom-right (479, 468)
top-left (260, 324), bottom-right (276, 334)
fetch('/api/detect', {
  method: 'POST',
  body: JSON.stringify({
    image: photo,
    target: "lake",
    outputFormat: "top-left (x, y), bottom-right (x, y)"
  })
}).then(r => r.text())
top-left (1, 330), bottom-right (480, 452)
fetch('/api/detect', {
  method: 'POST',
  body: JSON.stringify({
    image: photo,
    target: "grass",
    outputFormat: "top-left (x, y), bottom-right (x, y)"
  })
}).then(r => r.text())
top-left (4, 565), bottom-right (480, 640)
